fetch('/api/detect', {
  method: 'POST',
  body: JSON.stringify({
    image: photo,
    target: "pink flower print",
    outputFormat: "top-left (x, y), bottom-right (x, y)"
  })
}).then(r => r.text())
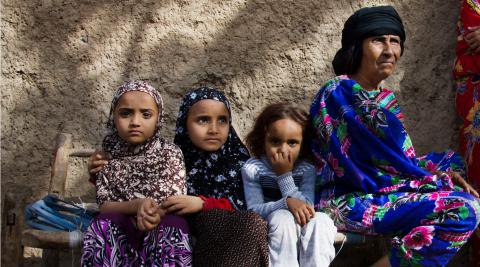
top-left (340, 137), bottom-right (352, 157)
top-left (405, 147), bottom-right (416, 158)
top-left (402, 226), bottom-right (435, 250)
top-left (427, 191), bottom-right (450, 200)
top-left (409, 180), bottom-right (420, 189)
top-left (434, 199), bottom-right (464, 213)
top-left (362, 205), bottom-right (378, 227)
top-left (379, 184), bottom-right (404, 193)
top-left (323, 114), bottom-right (332, 125)
top-left (424, 160), bottom-right (437, 173)
top-left (328, 153), bottom-right (344, 177)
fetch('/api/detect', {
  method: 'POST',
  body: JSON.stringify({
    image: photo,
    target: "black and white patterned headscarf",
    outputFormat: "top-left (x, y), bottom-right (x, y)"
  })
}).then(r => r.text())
top-left (95, 80), bottom-right (186, 205)
top-left (174, 87), bottom-right (250, 210)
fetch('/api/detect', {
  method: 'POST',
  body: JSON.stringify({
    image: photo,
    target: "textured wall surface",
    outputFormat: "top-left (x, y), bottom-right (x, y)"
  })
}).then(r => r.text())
top-left (1, 0), bottom-right (462, 265)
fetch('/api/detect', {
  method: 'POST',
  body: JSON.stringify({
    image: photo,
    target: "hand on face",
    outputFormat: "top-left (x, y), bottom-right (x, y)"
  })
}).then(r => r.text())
top-left (265, 119), bottom-right (303, 176)
top-left (186, 99), bottom-right (229, 152)
top-left (136, 198), bottom-right (164, 231)
top-left (162, 195), bottom-right (204, 215)
top-left (270, 151), bottom-right (294, 176)
top-left (286, 197), bottom-right (315, 226)
top-left (466, 26), bottom-right (480, 54)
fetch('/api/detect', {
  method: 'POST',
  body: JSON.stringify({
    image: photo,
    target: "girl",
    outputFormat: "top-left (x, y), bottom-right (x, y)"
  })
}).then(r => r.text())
top-left (82, 80), bottom-right (192, 266)
top-left (89, 86), bottom-right (269, 266)
top-left (242, 103), bottom-right (337, 267)
top-left (163, 87), bottom-right (269, 267)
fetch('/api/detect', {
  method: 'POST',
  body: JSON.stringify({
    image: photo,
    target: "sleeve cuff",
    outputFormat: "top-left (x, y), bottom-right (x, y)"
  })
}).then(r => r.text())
top-left (276, 172), bottom-right (298, 197)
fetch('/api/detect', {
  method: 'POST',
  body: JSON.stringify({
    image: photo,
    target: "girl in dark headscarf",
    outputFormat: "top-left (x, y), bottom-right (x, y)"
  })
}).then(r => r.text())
top-left (82, 80), bottom-right (192, 266)
top-left (162, 87), bottom-right (269, 267)
top-left (311, 6), bottom-right (480, 267)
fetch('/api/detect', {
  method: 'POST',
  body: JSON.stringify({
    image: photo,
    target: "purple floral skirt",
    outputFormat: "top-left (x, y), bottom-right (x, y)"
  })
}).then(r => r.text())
top-left (81, 212), bottom-right (192, 267)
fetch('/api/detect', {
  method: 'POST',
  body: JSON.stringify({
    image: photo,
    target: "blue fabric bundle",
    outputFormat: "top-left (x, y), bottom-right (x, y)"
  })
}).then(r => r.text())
top-left (24, 195), bottom-right (97, 232)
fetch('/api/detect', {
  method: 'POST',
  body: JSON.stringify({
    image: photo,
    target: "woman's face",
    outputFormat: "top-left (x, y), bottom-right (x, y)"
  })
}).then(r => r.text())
top-left (357, 35), bottom-right (402, 82)
top-left (186, 99), bottom-right (230, 152)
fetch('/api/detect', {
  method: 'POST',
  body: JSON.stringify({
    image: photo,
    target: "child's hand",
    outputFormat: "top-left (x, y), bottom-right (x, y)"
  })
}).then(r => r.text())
top-left (137, 198), bottom-right (161, 231)
top-left (270, 151), bottom-right (294, 176)
top-left (162, 195), bottom-right (204, 215)
top-left (286, 197), bottom-right (315, 226)
top-left (89, 150), bottom-right (111, 175)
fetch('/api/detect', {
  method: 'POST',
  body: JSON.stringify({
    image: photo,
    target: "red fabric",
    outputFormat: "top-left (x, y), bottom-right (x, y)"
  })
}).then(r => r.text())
top-left (454, 2), bottom-right (480, 266)
top-left (199, 196), bottom-right (234, 211)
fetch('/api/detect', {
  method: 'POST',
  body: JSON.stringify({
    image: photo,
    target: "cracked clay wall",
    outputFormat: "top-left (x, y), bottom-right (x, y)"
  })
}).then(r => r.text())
top-left (1, 0), bottom-right (461, 265)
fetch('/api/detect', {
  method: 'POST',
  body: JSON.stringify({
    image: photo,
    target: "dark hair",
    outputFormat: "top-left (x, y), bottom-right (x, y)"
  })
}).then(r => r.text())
top-left (332, 41), bottom-right (363, 76)
top-left (245, 102), bottom-right (312, 159)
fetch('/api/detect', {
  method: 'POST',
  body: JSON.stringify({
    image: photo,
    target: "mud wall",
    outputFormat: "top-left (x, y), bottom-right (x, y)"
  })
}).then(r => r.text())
top-left (1, 0), bottom-right (461, 265)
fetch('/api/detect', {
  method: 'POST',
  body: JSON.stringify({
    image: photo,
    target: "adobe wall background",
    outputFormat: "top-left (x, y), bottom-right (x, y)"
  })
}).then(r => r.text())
top-left (1, 0), bottom-right (462, 265)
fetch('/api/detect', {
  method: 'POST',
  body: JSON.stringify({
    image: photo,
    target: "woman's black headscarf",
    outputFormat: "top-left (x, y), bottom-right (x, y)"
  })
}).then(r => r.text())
top-left (332, 5), bottom-right (406, 75)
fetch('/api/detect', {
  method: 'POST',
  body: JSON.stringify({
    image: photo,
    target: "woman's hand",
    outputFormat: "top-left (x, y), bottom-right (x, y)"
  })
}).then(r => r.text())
top-left (466, 26), bottom-right (480, 53)
top-left (270, 151), bottom-right (294, 176)
top-left (449, 171), bottom-right (479, 198)
top-left (162, 195), bottom-right (204, 215)
top-left (89, 150), bottom-right (111, 175)
top-left (286, 197), bottom-right (315, 226)
top-left (137, 198), bottom-right (162, 231)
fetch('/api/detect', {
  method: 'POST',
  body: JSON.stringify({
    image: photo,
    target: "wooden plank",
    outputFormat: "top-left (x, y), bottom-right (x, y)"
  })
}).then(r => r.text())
top-left (21, 229), bottom-right (72, 249)
top-left (48, 133), bottom-right (72, 195)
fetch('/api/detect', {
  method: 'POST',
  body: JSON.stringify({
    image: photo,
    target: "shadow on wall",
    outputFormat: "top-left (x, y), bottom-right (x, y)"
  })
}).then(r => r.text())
top-left (7, 0), bottom-right (463, 265)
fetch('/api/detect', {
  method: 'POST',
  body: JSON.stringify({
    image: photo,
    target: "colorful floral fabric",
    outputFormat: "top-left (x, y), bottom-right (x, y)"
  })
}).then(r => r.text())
top-left (173, 87), bottom-right (250, 210)
top-left (311, 76), bottom-right (480, 266)
top-left (454, 1), bottom-right (480, 264)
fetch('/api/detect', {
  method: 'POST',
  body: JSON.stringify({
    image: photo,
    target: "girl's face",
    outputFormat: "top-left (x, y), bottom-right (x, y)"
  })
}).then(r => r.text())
top-left (186, 99), bottom-right (229, 152)
top-left (114, 91), bottom-right (159, 145)
top-left (264, 118), bottom-right (303, 164)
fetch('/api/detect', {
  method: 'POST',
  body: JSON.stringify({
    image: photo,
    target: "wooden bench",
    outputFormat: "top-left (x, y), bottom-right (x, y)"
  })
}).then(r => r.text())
top-left (21, 133), bottom-right (95, 266)
top-left (21, 132), bottom-right (383, 265)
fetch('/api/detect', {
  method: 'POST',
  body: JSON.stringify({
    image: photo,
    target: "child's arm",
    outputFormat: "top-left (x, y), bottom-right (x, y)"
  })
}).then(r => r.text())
top-left (100, 198), bottom-right (162, 231)
top-left (274, 162), bottom-right (315, 206)
top-left (242, 160), bottom-right (289, 219)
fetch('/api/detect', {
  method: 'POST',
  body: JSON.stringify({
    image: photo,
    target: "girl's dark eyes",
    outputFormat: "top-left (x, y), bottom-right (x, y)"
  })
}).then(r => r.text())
top-left (197, 116), bottom-right (209, 124)
top-left (119, 110), bottom-right (131, 118)
top-left (288, 140), bottom-right (300, 146)
top-left (269, 138), bottom-right (281, 145)
top-left (142, 112), bottom-right (152, 119)
top-left (218, 116), bottom-right (228, 124)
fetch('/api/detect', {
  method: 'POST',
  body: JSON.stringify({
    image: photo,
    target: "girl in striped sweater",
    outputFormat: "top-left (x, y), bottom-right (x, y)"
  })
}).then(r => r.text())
top-left (242, 102), bottom-right (337, 267)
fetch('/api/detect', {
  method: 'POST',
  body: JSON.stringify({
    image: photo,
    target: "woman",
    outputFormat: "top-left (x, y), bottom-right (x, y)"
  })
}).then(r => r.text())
top-left (311, 6), bottom-right (480, 267)
top-left (454, 1), bottom-right (480, 264)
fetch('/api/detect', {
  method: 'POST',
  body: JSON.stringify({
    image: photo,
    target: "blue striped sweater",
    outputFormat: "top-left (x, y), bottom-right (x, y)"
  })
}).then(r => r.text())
top-left (241, 156), bottom-right (316, 219)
